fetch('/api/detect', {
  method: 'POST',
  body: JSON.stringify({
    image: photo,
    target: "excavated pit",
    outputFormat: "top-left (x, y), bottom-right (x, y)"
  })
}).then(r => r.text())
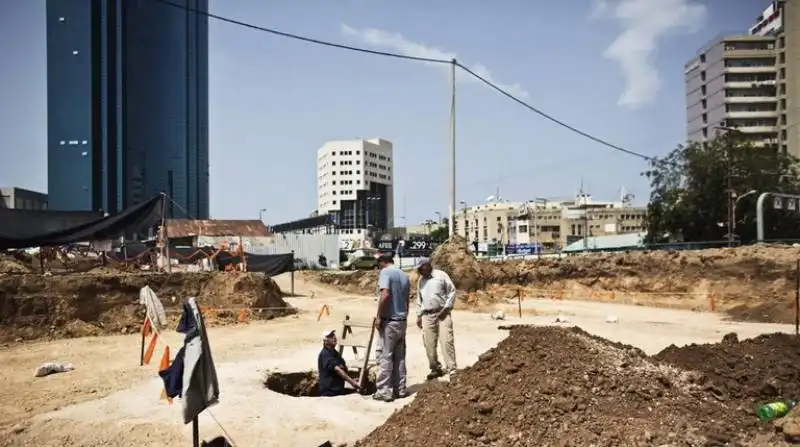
top-left (264, 371), bottom-right (320, 397)
top-left (263, 370), bottom-right (377, 397)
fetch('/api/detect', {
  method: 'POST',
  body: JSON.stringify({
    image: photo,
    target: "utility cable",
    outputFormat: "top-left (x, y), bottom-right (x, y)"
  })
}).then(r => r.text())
top-left (151, 0), bottom-right (451, 64)
top-left (455, 63), bottom-right (653, 161)
top-left (150, 0), bottom-right (653, 161)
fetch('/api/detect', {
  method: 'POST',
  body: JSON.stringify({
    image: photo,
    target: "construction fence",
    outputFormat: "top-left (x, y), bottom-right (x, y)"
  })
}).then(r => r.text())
top-left (249, 233), bottom-right (340, 268)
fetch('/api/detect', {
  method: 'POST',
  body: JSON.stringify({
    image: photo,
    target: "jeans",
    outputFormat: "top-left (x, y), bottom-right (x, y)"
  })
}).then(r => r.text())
top-left (375, 320), bottom-right (407, 396)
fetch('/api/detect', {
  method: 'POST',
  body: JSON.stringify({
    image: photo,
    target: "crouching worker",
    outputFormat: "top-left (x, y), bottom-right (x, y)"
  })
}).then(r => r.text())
top-left (318, 329), bottom-right (362, 396)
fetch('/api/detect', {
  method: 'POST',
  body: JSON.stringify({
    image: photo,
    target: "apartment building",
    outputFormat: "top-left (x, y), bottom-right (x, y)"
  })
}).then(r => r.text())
top-left (685, 1), bottom-right (800, 156)
top-left (316, 138), bottom-right (395, 246)
top-left (454, 194), bottom-right (646, 251)
top-left (685, 33), bottom-right (778, 147)
top-left (453, 201), bottom-right (520, 246)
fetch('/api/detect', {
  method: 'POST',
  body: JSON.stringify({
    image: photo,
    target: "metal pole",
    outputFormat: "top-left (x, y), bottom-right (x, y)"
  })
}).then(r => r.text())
top-left (290, 250), bottom-right (295, 296)
top-left (192, 417), bottom-right (199, 447)
top-left (448, 58), bottom-right (457, 238)
top-left (756, 192), bottom-right (768, 242)
top-left (533, 203), bottom-right (539, 258)
top-left (727, 140), bottom-right (733, 248)
top-left (139, 326), bottom-right (145, 366)
top-left (795, 259), bottom-right (799, 336)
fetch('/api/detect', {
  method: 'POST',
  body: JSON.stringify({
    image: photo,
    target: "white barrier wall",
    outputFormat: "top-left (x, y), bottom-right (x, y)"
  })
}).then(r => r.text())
top-left (251, 233), bottom-right (340, 268)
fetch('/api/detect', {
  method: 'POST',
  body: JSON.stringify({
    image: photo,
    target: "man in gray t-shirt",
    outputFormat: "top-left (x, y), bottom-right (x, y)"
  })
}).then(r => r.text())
top-left (372, 254), bottom-right (410, 401)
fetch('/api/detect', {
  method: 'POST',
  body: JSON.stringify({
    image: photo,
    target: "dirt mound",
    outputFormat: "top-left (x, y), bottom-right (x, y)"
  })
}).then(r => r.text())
top-left (307, 245), bottom-right (800, 323)
top-left (0, 271), bottom-right (294, 342)
top-left (356, 326), bottom-right (781, 446)
top-left (430, 236), bottom-right (484, 292)
top-left (654, 332), bottom-right (800, 404)
top-left (0, 252), bottom-right (33, 274)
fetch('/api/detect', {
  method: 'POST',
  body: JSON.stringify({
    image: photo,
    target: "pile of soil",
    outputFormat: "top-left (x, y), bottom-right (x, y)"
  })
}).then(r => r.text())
top-left (0, 271), bottom-right (295, 342)
top-left (308, 245), bottom-right (800, 324)
top-left (429, 236), bottom-right (484, 292)
top-left (654, 332), bottom-right (800, 404)
top-left (0, 252), bottom-right (33, 274)
top-left (312, 270), bottom-right (380, 295)
top-left (356, 327), bottom-right (782, 446)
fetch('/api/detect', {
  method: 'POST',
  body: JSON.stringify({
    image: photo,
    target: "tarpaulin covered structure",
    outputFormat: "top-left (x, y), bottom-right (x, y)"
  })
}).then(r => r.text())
top-left (216, 252), bottom-right (294, 276)
top-left (0, 195), bottom-right (165, 250)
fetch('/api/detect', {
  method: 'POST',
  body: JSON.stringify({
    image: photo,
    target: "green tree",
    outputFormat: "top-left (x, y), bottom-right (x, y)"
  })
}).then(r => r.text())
top-left (429, 224), bottom-right (449, 242)
top-left (643, 135), bottom-right (800, 244)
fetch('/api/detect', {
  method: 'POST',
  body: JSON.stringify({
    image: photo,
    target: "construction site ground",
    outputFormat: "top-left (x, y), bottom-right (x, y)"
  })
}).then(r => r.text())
top-left (0, 270), bottom-right (795, 447)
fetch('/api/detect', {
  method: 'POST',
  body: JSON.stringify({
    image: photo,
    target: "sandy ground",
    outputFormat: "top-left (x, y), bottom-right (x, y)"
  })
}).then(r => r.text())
top-left (0, 272), bottom-right (795, 447)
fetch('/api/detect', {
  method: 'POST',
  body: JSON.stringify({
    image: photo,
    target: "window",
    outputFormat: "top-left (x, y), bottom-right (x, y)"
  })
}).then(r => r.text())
top-left (701, 71), bottom-right (706, 81)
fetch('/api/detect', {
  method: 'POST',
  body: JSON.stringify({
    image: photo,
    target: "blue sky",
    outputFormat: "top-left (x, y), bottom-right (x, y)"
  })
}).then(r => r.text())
top-left (0, 0), bottom-right (761, 224)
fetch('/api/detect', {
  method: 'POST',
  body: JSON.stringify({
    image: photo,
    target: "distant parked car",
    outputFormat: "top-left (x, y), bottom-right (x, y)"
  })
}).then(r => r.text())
top-left (341, 248), bottom-right (379, 270)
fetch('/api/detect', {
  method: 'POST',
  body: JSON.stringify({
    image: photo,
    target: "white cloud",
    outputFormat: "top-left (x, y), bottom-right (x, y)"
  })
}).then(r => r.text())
top-left (340, 24), bottom-right (529, 98)
top-left (592, 0), bottom-right (706, 108)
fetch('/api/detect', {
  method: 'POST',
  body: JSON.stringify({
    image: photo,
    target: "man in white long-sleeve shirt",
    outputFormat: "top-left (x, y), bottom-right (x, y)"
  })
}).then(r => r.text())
top-left (414, 258), bottom-right (458, 380)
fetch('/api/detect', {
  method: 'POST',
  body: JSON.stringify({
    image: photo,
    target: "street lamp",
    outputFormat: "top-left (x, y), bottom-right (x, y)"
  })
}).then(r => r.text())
top-left (434, 211), bottom-right (442, 224)
top-left (258, 208), bottom-right (267, 222)
top-left (732, 189), bottom-right (757, 242)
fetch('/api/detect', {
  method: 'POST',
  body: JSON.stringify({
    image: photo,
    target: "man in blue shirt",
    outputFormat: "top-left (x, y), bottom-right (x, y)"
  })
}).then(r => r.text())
top-left (373, 254), bottom-right (410, 402)
top-left (317, 329), bottom-right (361, 397)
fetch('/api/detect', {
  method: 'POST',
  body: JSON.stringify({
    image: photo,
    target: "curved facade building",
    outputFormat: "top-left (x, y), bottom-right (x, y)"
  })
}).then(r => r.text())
top-left (46, 0), bottom-right (209, 218)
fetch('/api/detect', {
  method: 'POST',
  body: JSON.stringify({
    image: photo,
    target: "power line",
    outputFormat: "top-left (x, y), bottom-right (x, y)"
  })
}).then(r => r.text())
top-left (151, 0), bottom-right (653, 162)
top-left (455, 63), bottom-right (653, 161)
top-left (151, 0), bottom-right (451, 65)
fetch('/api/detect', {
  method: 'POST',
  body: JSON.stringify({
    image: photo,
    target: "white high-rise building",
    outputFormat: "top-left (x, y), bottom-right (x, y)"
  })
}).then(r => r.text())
top-left (317, 138), bottom-right (395, 241)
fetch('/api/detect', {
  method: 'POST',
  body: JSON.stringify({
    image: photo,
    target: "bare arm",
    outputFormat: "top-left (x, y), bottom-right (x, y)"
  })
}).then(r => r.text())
top-left (442, 272), bottom-right (457, 310)
top-left (334, 365), bottom-right (361, 388)
top-left (376, 288), bottom-right (390, 319)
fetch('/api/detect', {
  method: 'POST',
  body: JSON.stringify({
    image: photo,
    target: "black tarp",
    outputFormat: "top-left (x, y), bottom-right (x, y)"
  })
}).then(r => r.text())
top-left (0, 209), bottom-right (103, 239)
top-left (0, 195), bottom-right (165, 250)
top-left (216, 252), bottom-right (294, 276)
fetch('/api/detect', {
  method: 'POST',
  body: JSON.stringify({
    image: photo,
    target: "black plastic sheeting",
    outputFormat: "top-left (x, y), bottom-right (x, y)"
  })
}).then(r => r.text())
top-left (217, 252), bottom-right (294, 276)
top-left (0, 209), bottom-right (103, 239)
top-left (0, 195), bottom-right (165, 250)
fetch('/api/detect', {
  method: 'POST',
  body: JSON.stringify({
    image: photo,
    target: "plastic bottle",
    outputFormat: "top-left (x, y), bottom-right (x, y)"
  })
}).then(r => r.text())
top-left (757, 400), bottom-right (797, 422)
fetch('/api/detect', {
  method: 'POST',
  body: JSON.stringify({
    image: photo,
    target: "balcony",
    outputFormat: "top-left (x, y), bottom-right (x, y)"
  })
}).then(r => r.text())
top-left (723, 49), bottom-right (775, 58)
top-left (725, 66), bottom-right (776, 74)
top-left (751, 140), bottom-right (778, 148)
top-left (726, 95), bottom-right (776, 103)
top-left (725, 110), bottom-right (777, 119)
top-left (724, 80), bottom-right (776, 89)
top-left (735, 125), bottom-right (778, 133)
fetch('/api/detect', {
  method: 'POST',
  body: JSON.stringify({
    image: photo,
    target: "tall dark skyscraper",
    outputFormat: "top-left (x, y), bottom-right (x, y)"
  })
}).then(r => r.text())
top-left (46, 0), bottom-right (209, 218)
